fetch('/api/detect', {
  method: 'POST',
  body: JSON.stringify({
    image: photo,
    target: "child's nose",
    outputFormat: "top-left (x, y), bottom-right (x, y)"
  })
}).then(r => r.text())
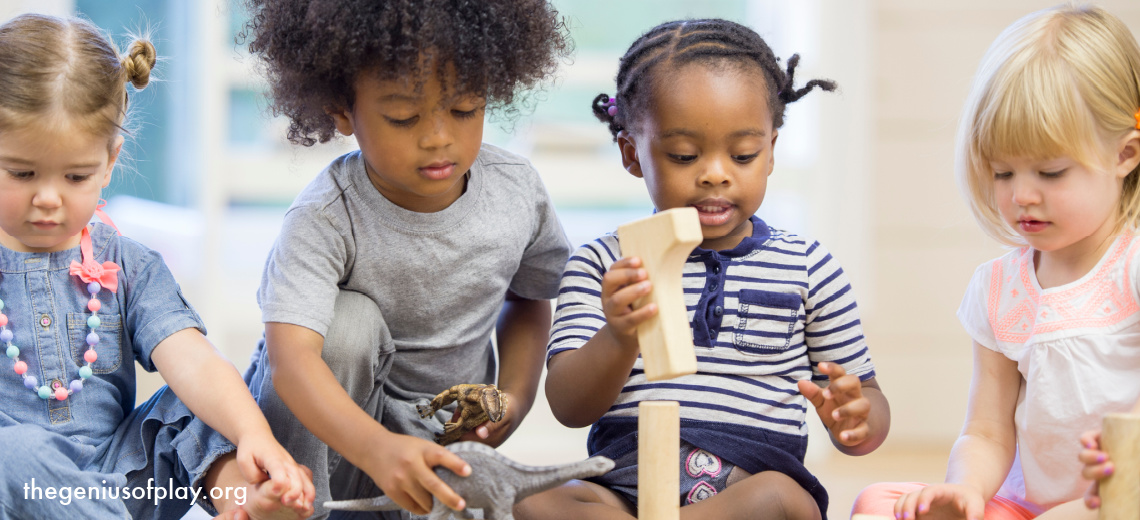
top-left (698, 159), bottom-right (731, 186)
top-left (31, 183), bottom-right (62, 209)
top-left (1010, 176), bottom-right (1040, 206)
top-left (418, 112), bottom-right (453, 150)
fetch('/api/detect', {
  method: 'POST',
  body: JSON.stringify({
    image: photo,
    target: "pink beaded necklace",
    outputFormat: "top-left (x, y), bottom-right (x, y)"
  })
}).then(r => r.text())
top-left (2, 225), bottom-right (119, 401)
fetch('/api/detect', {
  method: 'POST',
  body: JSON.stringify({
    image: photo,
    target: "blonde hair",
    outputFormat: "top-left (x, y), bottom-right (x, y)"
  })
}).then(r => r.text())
top-left (957, 3), bottom-right (1140, 246)
top-left (0, 13), bottom-right (156, 142)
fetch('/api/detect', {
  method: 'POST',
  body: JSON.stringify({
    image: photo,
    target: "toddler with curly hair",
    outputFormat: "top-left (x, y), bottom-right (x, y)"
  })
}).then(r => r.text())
top-left (238, 1), bottom-right (573, 518)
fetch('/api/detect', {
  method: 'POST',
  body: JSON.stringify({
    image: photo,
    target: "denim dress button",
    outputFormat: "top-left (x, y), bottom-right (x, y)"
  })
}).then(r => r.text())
top-left (40, 314), bottom-right (51, 328)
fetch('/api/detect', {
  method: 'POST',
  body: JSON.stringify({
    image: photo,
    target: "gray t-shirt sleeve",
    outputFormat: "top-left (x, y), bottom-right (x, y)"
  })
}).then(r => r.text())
top-left (258, 204), bottom-right (350, 336)
top-left (509, 173), bottom-right (571, 300)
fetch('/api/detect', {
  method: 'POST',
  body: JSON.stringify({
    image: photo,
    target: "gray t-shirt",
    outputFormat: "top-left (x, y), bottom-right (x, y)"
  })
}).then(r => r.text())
top-left (258, 143), bottom-right (570, 431)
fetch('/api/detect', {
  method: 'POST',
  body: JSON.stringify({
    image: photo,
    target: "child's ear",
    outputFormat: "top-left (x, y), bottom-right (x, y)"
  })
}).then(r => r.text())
top-left (1117, 129), bottom-right (1140, 179)
top-left (328, 106), bottom-right (356, 137)
top-left (102, 135), bottom-right (124, 189)
top-left (617, 131), bottom-right (643, 178)
top-left (768, 129), bottom-right (779, 175)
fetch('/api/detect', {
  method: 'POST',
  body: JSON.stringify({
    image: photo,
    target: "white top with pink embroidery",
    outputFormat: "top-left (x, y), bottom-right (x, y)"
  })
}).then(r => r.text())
top-left (957, 231), bottom-right (1140, 514)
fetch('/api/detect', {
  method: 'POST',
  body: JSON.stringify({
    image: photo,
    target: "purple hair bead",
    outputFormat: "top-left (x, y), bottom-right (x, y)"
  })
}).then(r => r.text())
top-left (607, 106), bottom-right (617, 116)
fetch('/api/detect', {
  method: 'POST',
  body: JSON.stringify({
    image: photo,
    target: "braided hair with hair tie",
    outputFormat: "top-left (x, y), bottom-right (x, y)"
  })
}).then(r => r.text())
top-left (592, 18), bottom-right (836, 141)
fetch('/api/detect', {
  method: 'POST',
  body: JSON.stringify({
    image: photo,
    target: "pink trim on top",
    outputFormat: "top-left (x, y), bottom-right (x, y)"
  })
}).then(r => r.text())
top-left (989, 234), bottom-right (1139, 343)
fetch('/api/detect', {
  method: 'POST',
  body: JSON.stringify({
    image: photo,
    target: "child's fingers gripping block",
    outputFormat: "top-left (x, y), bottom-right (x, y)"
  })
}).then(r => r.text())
top-left (617, 207), bottom-right (702, 381)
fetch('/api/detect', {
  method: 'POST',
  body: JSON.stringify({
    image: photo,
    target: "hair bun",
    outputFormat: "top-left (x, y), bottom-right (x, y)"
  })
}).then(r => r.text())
top-left (121, 39), bottom-right (156, 90)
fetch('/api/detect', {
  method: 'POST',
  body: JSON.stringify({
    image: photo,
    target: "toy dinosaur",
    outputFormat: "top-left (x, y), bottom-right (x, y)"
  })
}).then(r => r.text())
top-left (324, 441), bottom-right (614, 520)
top-left (417, 383), bottom-right (509, 445)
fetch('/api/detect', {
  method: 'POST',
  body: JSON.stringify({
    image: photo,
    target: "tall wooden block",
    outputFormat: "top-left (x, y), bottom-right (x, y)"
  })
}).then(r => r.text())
top-left (1100, 413), bottom-right (1140, 520)
top-left (617, 208), bottom-right (702, 381)
top-left (639, 401), bottom-right (680, 520)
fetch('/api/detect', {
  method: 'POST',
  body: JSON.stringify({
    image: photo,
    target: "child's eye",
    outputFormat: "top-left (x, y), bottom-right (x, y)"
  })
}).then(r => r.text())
top-left (452, 108), bottom-right (480, 119)
top-left (993, 171), bottom-right (1012, 180)
top-left (385, 116), bottom-right (418, 128)
top-left (667, 154), bottom-right (697, 164)
top-left (1040, 169), bottom-right (1065, 178)
top-left (732, 152), bottom-right (760, 163)
top-left (66, 174), bottom-right (94, 183)
top-left (6, 170), bottom-right (33, 179)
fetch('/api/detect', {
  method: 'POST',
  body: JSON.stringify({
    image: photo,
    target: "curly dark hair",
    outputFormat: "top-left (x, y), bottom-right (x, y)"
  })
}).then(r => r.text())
top-left (240, 0), bottom-right (571, 146)
top-left (591, 18), bottom-right (836, 141)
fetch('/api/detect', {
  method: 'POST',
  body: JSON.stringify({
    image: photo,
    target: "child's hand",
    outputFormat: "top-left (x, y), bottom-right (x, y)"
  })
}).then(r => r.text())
top-left (895, 483), bottom-right (985, 520)
top-left (364, 431), bottom-right (472, 516)
top-left (599, 256), bottom-right (656, 350)
top-left (1079, 430), bottom-right (1113, 509)
top-left (454, 389), bottom-right (521, 448)
top-left (797, 362), bottom-right (870, 446)
top-left (234, 432), bottom-right (315, 516)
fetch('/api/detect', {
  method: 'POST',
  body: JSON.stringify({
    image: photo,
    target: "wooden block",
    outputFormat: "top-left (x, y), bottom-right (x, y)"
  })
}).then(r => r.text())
top-left (639, 401), bottom-right (680, 520)
top-left (1100, 413), bottom-right (1140, 520)
top-left (617, 208), bottom-right (702, 381)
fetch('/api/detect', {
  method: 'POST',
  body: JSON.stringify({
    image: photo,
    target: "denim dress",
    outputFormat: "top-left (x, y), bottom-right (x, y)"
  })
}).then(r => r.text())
top-left (0, 223), bottom-right (234, 519)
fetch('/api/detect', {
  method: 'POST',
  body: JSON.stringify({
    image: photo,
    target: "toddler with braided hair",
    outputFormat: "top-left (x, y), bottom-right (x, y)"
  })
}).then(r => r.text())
top-left (515, 18), bottom-right (891, 520)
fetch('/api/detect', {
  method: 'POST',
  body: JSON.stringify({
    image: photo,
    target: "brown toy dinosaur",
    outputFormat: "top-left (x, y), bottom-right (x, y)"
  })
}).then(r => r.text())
top-left (417, 383), bottom-right (509, 445)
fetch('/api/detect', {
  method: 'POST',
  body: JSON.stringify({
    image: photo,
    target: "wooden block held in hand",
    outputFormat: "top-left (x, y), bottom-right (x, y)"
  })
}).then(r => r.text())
top-left (1100, 413), bottom-right (1140, 520)
top-left (617, 208), bottom-right (702, 381)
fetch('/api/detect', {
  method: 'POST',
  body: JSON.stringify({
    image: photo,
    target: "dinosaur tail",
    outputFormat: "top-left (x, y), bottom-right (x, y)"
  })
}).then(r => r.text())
top-left (323, 496), bottom-right (404, 512)
top-left (518, 456), bottom-right (617, 498)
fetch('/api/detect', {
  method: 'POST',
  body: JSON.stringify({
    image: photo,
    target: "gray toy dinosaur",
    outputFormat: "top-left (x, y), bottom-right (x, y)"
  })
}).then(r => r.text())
top-left (324, 441), bottom-right (614, 520)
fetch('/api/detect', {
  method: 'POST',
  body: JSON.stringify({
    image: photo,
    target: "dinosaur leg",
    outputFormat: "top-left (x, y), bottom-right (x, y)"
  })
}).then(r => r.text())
top-left (418, 388), bottom-right (459, 418)
top-left (435, 426), bottom-right (464, 445)
top-left (482, 505), bottom-right (512, 520)
top-left (428, 501), bottom-right (456, 520)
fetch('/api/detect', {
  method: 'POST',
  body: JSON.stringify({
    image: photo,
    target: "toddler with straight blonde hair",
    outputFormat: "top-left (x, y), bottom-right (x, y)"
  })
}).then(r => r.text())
top-left (853, 4), bottom-right (1140, 520)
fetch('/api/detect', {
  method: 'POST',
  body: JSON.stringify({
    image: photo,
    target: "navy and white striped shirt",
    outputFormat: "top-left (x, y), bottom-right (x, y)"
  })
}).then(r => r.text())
top-left (548, 216), bottom-right (876, 446)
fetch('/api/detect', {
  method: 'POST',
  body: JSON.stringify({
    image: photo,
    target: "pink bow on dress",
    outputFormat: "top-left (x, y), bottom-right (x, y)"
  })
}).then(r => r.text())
top-left (70, 259), bottom-right (120, 293)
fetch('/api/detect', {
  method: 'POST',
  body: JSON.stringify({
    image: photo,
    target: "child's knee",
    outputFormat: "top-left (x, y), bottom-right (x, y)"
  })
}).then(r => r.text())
top-left (729, 471), bottom-right (820, 520)
top-left (322, 289), bottom-right (393, 374)
top-left (515, 481), bottom-right (623, 520)
top-left (852, 482), bottom-right (920, 516)
top-left (0, 425), bottom-right (74, 480)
